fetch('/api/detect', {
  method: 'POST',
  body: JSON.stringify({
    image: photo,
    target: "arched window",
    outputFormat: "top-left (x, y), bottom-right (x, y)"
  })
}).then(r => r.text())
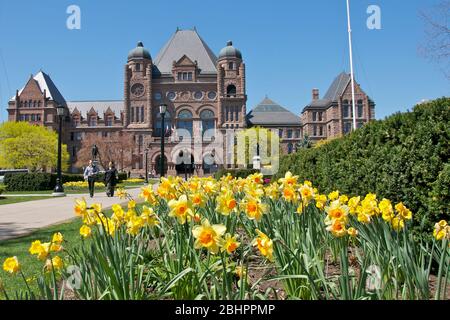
top-left (226, 85), bottom-right (236, 97)
top-left (177, 109), bottom-right (193, 136)
top-left (154, 111), bottom-right (172, 137)
top-left (228, 62), bottom-right (235, 70)
top-left (343, 100), bottom-right (350, 118)
top-left (200, 109), bottom-right (215, 136)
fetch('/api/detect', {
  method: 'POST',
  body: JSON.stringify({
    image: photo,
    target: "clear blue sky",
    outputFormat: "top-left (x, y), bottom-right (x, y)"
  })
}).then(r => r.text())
top-left (0, 0), bottom-right (448, 122)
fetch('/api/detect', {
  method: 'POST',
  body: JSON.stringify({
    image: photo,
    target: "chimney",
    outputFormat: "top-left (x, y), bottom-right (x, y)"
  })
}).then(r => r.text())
top-left (312, 89), bottom-right (319, 100)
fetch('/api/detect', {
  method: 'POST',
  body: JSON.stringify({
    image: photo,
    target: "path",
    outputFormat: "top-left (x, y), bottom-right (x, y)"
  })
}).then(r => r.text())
top-left (0, 188), bottom-right (143, 241)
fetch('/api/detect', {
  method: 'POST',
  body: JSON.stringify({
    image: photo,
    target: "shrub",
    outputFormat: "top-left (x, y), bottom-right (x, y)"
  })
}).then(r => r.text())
top-left (0, 184), bottom-right (5, 195)
top-left (214, 168), bottom-right (259, 180)
top-left (277, 97), bottom-right (450, 237)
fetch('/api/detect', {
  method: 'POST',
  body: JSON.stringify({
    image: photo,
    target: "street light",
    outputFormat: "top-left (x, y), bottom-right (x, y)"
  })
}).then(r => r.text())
top-left (159, 104), bottom-right (167, 178)
top-left (52, 104), bottom-right (66, 197)
top-left (144, 147), bottom-right (149, 184)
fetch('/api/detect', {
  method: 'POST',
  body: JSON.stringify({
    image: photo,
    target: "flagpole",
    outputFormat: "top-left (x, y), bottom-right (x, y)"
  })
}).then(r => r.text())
top-left (346, 0), bottom-right (357, 131)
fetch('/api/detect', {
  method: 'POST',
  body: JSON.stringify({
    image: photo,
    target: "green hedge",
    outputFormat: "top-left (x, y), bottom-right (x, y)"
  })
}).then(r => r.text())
top-left (0, 184), bottom-right (5, 195)
top-left (214, 168), bottom-right (259, 180)
top-left (277, 97), bottom-right (450, 238)
top-left (4, 172), bottom-right (128, 191)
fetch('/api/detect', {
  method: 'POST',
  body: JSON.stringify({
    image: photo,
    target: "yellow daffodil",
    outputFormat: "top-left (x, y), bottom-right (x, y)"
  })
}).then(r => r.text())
top-left (192, 219), bottom-right (226, 254)
top-left (433, 220), bottom-right (449, 241)
top-left (252, 229), bottom-right (274, 262)
top-left (116, 188), bottom-right (128, 199)
top-left (191, 193), bottom-right (205, 208)
top-left (264, 182), bottom-right (280, 200)
top-left (282, 186), bottom-right (297, 203)
top-left (248, 172), bottom-right (264, 184)
top-left (221, 234), bottom-right (240, 254)
top-left (348, 196), bottom-right (361, 215)
top-left (74, 198), bottom-right (87, 217)
top-left (127, 215), bottom-right (145, 236)
top-left (278, 171), bottom-right (298, 187)
top-left (379, 199), bottom-right (394, 222)
top-left (128, 200), bottom-right (136, 210)
top-left (315, 194), bottom-right (327, 210)
top-left (139, 186), bottom-right (157, 204)
top-left (216, 191), bottom-right (237, 216)
top-left (296, 203), bottom-right (304, 215)
top-left (299, 183), bottom-right (315, 205)
top-left (241, 197), bottom-right (268, 222)
top-left (326, 219), bottom-right (347, 238)
top-left (339, 195), bottom-right (349, 204)
top-left (325, 200), bottom-right (349, 224)
top-left (168, 194), bottom-right (193, 225)
top-left (3, 257), bottom-right (21, 274)
top-left (395, 202), bottom-right (412, 220)
top-left (79, 225), bottom-right (92, 238)
top-left (141, 206), bottom-right (159, 227)
top-left (328, 191), bottom-right (339, 201)
top-left (52, 232), bottom-right (64, 244)
top-left (391, 216), bottom-right (405, 232)
top-left (92, 203), bottom-right (102, 214)
top-left (347, 227), bottom-right (358, 238)
top-left (45, 256), bottom-right (64, 272)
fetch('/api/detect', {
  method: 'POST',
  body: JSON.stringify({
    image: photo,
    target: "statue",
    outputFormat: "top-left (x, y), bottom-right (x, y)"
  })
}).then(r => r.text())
top-left (92, 144), bottom-right (99, 161)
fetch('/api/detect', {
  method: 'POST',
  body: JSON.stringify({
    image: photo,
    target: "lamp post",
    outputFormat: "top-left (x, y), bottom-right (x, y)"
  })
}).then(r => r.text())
top-left (52, 104), bottom-right (66, 197)
top-left (159, 104), bottom-right (167, 178)
top-left (144, 147), bottom-right (149, 184)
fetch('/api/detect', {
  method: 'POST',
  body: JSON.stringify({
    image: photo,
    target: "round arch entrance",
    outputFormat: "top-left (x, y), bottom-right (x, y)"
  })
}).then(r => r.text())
top-left (175, 151), bottom-right (195, 176)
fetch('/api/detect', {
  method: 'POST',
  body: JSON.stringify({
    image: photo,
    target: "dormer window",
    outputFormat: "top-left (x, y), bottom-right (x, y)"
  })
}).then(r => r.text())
top-left (89, 116), bottom-right (97, 127)
top-left (178, 72), bottom-right (193, 81)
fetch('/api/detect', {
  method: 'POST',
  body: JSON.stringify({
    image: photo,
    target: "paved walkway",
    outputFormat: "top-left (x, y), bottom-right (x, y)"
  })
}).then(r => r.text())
top-left (0, 188), bottom-right (143, 241)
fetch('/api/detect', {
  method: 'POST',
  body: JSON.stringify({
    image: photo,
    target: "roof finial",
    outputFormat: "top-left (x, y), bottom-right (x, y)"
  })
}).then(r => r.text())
top-left (227, 40), bottom-right (233, 46)
top-left (176, 26), bottom-right (180, 32)
top-left (193, 26), bottom-right (197, 31)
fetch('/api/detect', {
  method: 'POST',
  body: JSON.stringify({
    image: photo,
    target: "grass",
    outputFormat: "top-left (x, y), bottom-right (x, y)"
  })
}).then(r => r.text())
top-left (0, 218), bottom-right (83, 297)
top-left (0, 196), bottom-right (52, 205)
top-left (0, 202), bottom-right (141, 299)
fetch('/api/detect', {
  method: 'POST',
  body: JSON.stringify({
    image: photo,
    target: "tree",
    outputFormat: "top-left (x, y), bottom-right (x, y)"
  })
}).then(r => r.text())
top-left (234, 127), bottom-right (279, 168)
top-left (75, 132), bottom-right (134, 171)
top-left (0, 122), bottom-right (69, 172)
top-left (419, 1), bottom-right (450, 79)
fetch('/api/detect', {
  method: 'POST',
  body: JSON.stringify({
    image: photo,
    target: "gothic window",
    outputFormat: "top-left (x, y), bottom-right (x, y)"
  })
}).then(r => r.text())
top-left (89, 116), bottom-right (97, 127)
top-left (229, 62), bottom-right (235, 70)
top-left (29, 100), bottom-right (32, 107)
top-left (72, 146), bottom-right (76, 157)
top-left (106, 116), bottom-right (113, 127)
top-left (131, 107), bottom-right (134, 123)
top-left (141, 106), bottom-right (144, 123)
top-left (136, 63), bottom-right (141, 71)
top-left (177, 109), bottom-right (193, 136)
top-left (37, 114), bottom-right (41, 121)
top-left (225, 106), bottom-right (229, 122)
top-left (313, 112), bottom-right (317, 121)
top-left (319, 126), bottom-right (323, 136)
top-left (319, 112), bottom-right (323, 122)
top-left (230, 107), bottom-right (234, 121)
top-left (357, 100), bottom-right (363, 118)
top-left (31, 114), bottom-right (35, 121)
top-left (279, 129), bottom-right (283, 138)
top-left (235, 106), bottom-right (239, 121)
top-left (226, 85), bottom-right (236, 97)
top-left (38, 101), bottom-right (41, 108)
top-left (24, 101), bottom-right (28, 108)
top-left (313, 125), bottom-right (317, 136)
top-left (295, 130), bottom-right (301, 138)
top-left (343, 100), bottom-right (349, 118)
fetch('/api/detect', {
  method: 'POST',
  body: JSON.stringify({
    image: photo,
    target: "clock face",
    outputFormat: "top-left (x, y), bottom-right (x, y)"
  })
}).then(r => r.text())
top-left (131, 83), bottom-right (145, 97)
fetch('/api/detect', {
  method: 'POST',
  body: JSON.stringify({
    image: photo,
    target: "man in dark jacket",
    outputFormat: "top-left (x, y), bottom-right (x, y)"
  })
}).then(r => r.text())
top-left (104, 162), bottom-right (119, 197)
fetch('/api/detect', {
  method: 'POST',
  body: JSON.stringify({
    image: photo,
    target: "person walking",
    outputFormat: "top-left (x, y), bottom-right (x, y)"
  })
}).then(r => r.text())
top-left (84, 160), bottom-right (99, 198)
top-left (104, 162), bottom-right (118, 197)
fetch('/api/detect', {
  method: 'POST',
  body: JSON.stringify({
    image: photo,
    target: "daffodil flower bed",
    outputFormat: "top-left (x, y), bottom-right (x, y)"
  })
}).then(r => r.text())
top-left (2, 172), bottom-right (449, 300)
top-left (63, 181), bottom-right (105, 190)
top-left (124, 178), bottom-right (145, 183)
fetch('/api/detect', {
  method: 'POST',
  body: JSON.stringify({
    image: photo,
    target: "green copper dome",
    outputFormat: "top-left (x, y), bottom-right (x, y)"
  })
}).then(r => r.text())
top-left (128, 42), bottom-right (151, 61)
top-left (218, 41), bottom-right (242, 60)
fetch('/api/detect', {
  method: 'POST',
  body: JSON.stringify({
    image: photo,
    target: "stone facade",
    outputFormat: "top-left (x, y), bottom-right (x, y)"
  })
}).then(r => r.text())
top-left (301, 72), bottom-right (376, 143)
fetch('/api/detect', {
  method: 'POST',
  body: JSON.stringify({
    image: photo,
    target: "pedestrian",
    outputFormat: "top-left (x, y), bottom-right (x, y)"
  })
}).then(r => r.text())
top-left (83, 160), bottom-right (99, 198)
top-left (104, 161), bottom-right (118, 197)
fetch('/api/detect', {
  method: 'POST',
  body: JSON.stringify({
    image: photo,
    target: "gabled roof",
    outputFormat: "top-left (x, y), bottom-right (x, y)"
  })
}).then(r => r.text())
top-left (323, 72), bottom-right (351, 101)
top-left (67, 100), bottom-right (123, 119)
top-left (303, 72), bottom-right (351, 112)
top-left (153, 29), bottom-right (217, 75)
top-left (11, 71), bottom-right (67, 105)
top-left (247, 97), bottom-right (301, 126)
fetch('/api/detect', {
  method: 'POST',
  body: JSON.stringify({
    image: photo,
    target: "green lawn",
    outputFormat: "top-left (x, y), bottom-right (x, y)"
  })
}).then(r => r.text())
top-left (0, 196), bottom-right (52, 205)
top-left (0, 218), bottom-right (83, 298)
